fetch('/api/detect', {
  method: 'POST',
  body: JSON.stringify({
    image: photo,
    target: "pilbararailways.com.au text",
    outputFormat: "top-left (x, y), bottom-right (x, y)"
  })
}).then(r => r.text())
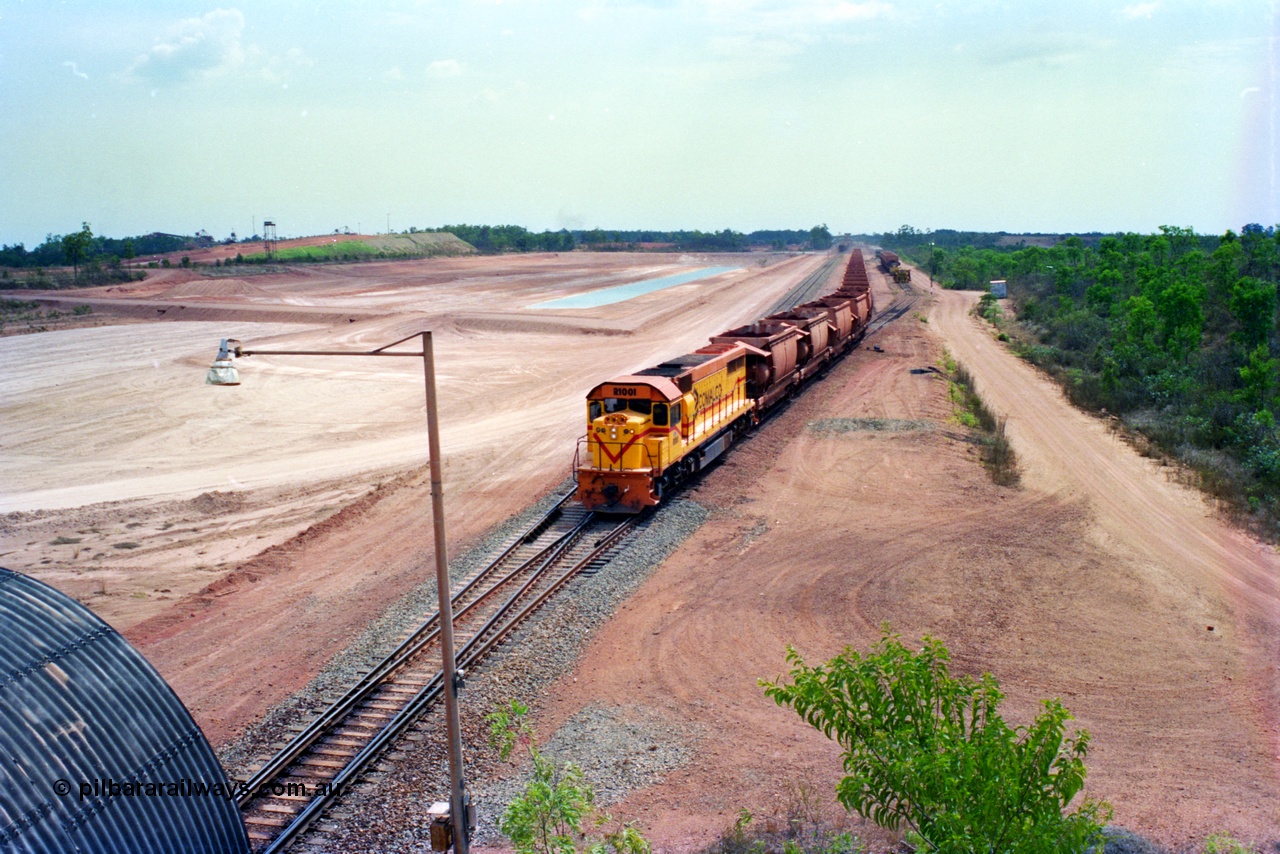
top-left (52, 777), bottom-right (342, 802)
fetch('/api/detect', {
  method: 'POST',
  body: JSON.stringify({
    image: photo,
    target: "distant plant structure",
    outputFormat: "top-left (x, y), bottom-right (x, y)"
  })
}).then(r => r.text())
top-left (762, 629), bottom-right (1109, 853)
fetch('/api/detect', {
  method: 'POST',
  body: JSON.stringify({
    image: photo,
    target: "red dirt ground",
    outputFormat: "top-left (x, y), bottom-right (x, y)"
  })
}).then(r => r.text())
top-left (4, 253), bottom-right (1277, 850)
top-left (533, 276), bottom-right (1280, 850)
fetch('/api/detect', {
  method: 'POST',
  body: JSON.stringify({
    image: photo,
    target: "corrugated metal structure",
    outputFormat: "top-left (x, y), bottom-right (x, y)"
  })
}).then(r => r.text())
top-left (0, 567), bottom-right (250, 854)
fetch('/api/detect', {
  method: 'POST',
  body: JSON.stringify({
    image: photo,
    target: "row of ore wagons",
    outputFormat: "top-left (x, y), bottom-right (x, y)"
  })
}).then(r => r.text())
top-left (576, 250), bottom-right (876, 513)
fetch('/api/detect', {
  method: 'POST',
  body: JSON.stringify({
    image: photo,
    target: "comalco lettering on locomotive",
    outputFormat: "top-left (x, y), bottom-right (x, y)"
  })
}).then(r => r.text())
top-left (690, 381), bottom-right (725, 419)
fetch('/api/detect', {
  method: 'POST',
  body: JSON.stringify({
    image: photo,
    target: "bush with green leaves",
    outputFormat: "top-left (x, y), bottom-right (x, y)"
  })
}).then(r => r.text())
top-left (487, 700), bottom-right (650, 854)
top-left (761, 629), bottom-right (1110, 853)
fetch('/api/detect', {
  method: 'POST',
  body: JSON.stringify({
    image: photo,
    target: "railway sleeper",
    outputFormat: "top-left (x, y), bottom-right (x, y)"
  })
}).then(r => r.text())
top-left (258, 802), bottom-right (304, 815)
top-left (311, 746), bottom-right (358, 759)
top-left (362, 700), bottom-right (408, 712)
top-left (335, 721), bottom-right (382, 735)
top-left (243, 815), bottom-right (291, 828)
top-left (297, 756), bottom-right (348, 770)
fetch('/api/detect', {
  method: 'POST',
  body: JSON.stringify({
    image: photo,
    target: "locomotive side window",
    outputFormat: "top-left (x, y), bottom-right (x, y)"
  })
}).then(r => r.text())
top-left (589, 401), bottom-right (602, 420)
top-left (652, 403), bottom-right (669, 426)
top-left (671, 403), bottom-right (682, 425)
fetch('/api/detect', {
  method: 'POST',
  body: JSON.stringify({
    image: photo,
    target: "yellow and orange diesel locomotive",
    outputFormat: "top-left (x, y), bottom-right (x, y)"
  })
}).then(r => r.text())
top-left (576, 341), bottom-right (762, 512)
top-left (576, 249), bottom-right (875, 513)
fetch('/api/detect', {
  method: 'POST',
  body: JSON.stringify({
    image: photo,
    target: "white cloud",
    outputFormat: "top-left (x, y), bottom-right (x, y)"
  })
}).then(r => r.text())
top-left (125, 8), bottom-right (311, 86)
top-left (427, 59), bottom-right (464, 78)
top-left (705, 0), bottom-right (892, 32)
top-left (1121, 3), bottom-right (1159, 20)
top-left (127, 8), bottom-right (246, 83)
top-left (256, 46), bottom-right (315, 82)
top-left (62, 61), bottom-right (89, 80)
top-left (709, 35), bottom-right (803, 59)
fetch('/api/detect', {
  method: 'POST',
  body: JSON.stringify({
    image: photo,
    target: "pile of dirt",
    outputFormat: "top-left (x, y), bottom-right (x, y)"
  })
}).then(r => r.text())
top-left (187, 491), bottom-right (248, 515)
top-left (164, 279), bottom-right (275, 299)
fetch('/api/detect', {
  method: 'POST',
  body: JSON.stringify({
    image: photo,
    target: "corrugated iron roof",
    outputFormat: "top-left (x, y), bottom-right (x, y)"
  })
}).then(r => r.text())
top-left (0, 567), bottom-right (249, 854)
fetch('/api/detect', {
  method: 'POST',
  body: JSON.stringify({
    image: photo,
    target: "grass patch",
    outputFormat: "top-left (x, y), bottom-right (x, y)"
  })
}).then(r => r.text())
top-left (702, 801), bottom-right (865, 854)
top-left (112, 542), bottom-right (141, 550)
top-left (944, 351), bottom-right (1020, 487)
top-left (50, 536), bottom-right (82, 545)
top-left (1204, 833), bottom-right (1261, 854)
top-left (240, 240), bottom-right (380, 263)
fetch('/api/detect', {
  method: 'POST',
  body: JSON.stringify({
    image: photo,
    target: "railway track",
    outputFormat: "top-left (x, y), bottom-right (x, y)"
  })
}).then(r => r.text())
top-left (768, 253), bottom-right (842, 314)
top-left (236, 491), bottom-right (639, 853)
top-left (865, 268), bottom-right (919, 336)
top-left (234, 251), bottom-right (900, 852)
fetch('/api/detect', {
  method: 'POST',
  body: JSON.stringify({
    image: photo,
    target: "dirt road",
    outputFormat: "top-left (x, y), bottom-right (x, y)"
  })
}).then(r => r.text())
top-left (538, 279), bottom-right (1280, 850)
top-left (930, 289), bottom-right (1280, 766)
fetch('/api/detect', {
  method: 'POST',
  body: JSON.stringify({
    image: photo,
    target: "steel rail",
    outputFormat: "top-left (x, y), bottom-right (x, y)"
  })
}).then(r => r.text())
top-left (768, 254), bottom-right (842, 314)
top-left (259, 515), bottom-right (637, 854)
top-left (236, 491), bottom-right (578, 809)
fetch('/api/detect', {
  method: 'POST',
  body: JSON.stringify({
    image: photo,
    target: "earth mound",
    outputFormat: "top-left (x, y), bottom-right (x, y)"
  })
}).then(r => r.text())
top-left (164, 279), bottom-right (275, 299)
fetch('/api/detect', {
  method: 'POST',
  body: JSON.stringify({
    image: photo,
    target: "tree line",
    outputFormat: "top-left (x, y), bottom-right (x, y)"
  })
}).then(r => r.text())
top-left (1, 226), bottom-right (190, 270)
top-left (424, 224), bottom-right (833, 253)
top-left (884, 224), bottom-right (1280, 534)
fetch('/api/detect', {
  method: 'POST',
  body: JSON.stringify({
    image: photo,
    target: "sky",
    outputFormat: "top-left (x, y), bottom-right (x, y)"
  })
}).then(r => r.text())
top-left (1, 0), bottom-right (1276, 246)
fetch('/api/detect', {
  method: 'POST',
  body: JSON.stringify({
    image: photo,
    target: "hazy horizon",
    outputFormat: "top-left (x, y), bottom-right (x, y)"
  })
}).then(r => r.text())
top-left (3, 1), bottom-right (1276, 248)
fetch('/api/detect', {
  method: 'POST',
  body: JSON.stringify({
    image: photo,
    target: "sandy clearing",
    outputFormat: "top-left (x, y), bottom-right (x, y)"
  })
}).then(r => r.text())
top-left (0, 250), bottom-right (831, 744)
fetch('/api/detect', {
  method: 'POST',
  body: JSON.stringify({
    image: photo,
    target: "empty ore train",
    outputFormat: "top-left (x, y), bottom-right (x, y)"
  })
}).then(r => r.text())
top-left (575, 250), bottom-right (875, 512)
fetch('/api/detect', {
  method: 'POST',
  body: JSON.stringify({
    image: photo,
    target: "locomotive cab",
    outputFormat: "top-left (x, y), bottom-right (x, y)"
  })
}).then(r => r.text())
top-left (579, 377), bottom-right (686, 511)
top-left (577, 343), bottom-right (757, 513)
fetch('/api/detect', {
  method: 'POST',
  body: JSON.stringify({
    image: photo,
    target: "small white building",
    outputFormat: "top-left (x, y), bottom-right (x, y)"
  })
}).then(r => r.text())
top-left (990, 279), bottom-right (1007, 299)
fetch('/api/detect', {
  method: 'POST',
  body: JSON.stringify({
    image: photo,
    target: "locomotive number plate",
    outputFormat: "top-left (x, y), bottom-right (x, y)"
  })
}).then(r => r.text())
top-left (610, 387), bottom-right (638, 397)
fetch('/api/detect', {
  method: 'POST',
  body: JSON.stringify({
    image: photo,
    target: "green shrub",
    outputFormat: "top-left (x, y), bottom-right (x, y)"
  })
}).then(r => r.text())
top-left (762, 629), bottom-right (1109, 853)
top-left (488, 700), bottom-right (650, 854)
top-left (1204, 833), bottom-right (1259, 854)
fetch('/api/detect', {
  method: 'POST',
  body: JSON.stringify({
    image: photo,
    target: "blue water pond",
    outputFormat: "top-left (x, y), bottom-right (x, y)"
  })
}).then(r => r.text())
top-left (530, 266), bottom-right (739, 309)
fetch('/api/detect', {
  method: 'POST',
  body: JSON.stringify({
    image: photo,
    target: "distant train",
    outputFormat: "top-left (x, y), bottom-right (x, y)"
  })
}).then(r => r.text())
top-left (575, 251), bottom-right (875, 513)
top-left (876, 249), bottom-right (912, 283)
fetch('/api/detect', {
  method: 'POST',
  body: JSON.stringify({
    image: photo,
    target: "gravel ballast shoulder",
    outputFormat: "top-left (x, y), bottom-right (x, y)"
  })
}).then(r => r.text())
top-left (220, 488), bottom-right (708, 853)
